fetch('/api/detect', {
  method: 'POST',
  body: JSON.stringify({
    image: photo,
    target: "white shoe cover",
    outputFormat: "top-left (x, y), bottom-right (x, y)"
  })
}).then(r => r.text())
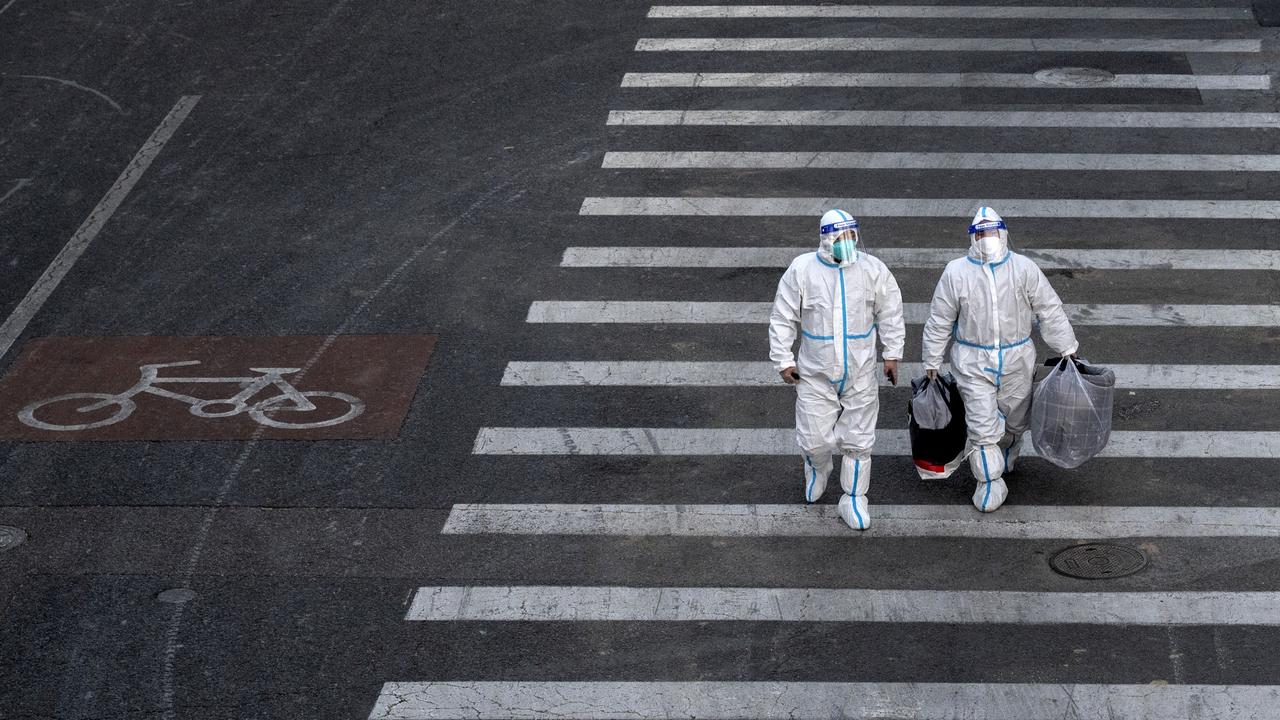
top-left (968, 444), bottom-right (1007, 512)
top-left (838, 493), bottom-right (871, 530)
top-left (803, 455), bottom-right (831, 503)
top-left (1003, 439), bottom-right (1023, 475)
top-left (974, 477), bottom-right (1008, 513)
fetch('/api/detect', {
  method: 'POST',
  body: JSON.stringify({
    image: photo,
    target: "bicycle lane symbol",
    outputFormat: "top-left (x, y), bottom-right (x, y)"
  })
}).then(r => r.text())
top-left (0, 336), bottom-right (437, 440)
top-left (19, 361), bottom-right (365, 431)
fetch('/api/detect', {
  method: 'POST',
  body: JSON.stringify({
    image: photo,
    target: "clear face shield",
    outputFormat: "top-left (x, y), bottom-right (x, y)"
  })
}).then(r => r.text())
top-left (968, 219), bottom-right (1008, 261)
top-left (821, 219), bottom-right (860, 264)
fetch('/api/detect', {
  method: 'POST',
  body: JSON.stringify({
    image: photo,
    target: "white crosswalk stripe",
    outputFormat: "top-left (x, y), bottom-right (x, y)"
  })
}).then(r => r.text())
top-left (442, 504), bottom-right (1280, 539)
top-left (580, 197), bottom-right (1280, 218)
top-left (472, 428), bottom-right (1280, 458)
top-left (374, 4), bottom-right (1280, 715)
top-left (500, 362), bottom-right (1280, 389)
top-left (620, 72), bottom-right (1271, 90)
top-left (406, 585), bottom-right (1280, 624)
top-left (526, 301), bottom-right (1280, 327)
top-left (646, 5), bottom-right (1255, 21)
top-left (607, 110), bottom-right (1280, 128)
top-left (560, 247), bottom-right (1280, 270)
top-left (603, 151), bottom-right (1280, 172)
top-left (369, 681), bottom-right (1280, 720)
top-left (635, 38), bottom-right (1262, 53)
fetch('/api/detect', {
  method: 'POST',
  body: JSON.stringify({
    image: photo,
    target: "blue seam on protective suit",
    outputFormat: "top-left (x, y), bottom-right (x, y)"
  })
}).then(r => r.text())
top-left (979, 450), bottom-right (993, 510)
top-left (837, 267), bottom-right (849, 396)
top-left (816, 254), bottom-right (838, 269)
top-left (805, 455), bottom-right (818, 501)
top-left (850, 458), bottom-right (865, 529)
top-left (953, 333), bottom-right (1031, 352)
top-left (802, 329), bottom-right (835, 341)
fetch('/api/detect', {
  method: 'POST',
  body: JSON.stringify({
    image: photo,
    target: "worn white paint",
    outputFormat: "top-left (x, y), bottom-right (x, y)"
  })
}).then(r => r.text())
top-left (500, 361), bottom-right (1280, 390)
top-left (559, 247), bottom-right (1280, 271)
top-left (579, 197), bottom-right (1280, 219)
top-left (620, 72), bottom-right (1270, 90)
top-left (369, 681), bottom-right (1280, 720)
top-left (602, 151), bottom-right (1280, 172)
top-left (472, 428), bottom-right (1280, 458)
top-left (635, 38), bottom-right (1261, 53)
top-left (525, 301), bottom-right (1280, 327)
top-left (443, 503), bottom-right (1280, 539)
top-left (0, 178), bottom-right (31, 207)
top-left (606, 110), bottom-right (1280, 128)
top-left (0, 96), bottom-right (201, 360)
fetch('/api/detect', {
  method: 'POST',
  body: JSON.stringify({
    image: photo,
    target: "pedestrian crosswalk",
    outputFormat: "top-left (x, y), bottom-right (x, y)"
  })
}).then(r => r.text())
top-left (370, 2), bottom-right (1280, 717)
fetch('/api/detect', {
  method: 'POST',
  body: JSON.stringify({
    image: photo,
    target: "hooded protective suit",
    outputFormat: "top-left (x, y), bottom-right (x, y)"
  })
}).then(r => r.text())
top-left (769, 210), bottom-right (906, 530)
top-left (921, 207), bottom-right (1079, 512)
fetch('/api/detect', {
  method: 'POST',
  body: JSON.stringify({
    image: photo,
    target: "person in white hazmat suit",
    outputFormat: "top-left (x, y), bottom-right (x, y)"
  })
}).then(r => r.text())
top-left (922, 207), bottom-right (1079, 512)
top-left (769, 210), bottom-right (906, 531)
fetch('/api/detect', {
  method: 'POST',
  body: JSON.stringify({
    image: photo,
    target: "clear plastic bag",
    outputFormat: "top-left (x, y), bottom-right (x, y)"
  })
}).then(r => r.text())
top-left (1030, 357), bottom-right (1115, 469)
top-left (909, 373), bottom-right (968, 479)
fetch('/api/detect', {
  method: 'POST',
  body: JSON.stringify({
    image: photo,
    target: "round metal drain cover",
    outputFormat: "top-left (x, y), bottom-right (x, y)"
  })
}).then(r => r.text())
top-left (1051, 543), bottom-right (1147, 579)
top-left (0, 525), bottom-right (26, 552)
top-left (1034, 67), bottom-right (1116, 87)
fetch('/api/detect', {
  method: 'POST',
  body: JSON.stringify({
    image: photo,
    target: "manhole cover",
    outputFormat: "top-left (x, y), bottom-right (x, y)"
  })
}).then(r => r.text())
top-left (0, 525), bottom-right (26, 552)
top-left (1034, 67), bottom-right (1117, 87)
top-left (1050, 543), bottom-right (1147, 579)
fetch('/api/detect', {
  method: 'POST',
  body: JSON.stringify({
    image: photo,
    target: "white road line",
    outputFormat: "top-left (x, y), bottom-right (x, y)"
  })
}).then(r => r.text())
top-left (635, 38), bottom-right (1261, 53)
top-left (647, 5), bottom-right (1256, 21)
top-left (405, 586), bottom-right (1280, 624)
top-left (578, 197), bottom-right (1280, 219)
top-left (606, 110), bottom-right (1280, 128)
top-left (443, 504), bottom-right (1280, 539)
top-left (620, 72), bottom-right (1270, 90)
top-left (602, 151), bottom-right (1280, 172)
top-left (561, 246), bottom-right (1280, 271)
top-left (0, 95), bottom-right (201, 360)
top-left (369, 681), bottom-right (1280, 720)
top-left (501, 362), bottom-right (1280, 390)
top-left (472, 428), bottom-right (1280, 458)
top-left (525, 301), bottom-right (1280, 327)
top-left (0, 178), bottom-right (32, 207)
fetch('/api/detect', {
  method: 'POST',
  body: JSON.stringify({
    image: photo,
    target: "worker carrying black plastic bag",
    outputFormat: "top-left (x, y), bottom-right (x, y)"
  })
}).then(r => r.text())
top-left (908, 372), bottom-right (968, 479)
top-left (1030, 357), bottom-right (1116, 468)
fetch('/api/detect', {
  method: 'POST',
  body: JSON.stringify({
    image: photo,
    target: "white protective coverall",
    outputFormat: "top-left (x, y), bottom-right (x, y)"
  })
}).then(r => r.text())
top-left (769, 210), bottom-right (906, 530)
top-left (921, 207), bottom-right (1079, 512)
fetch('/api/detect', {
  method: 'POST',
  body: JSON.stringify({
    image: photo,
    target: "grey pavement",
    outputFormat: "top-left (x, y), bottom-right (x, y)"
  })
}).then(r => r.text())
top-left (2, 1), bottom-right (1280, 718)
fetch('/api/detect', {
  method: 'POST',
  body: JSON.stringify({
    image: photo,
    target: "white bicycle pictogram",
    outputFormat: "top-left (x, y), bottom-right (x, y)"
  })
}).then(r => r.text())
top-left (18, 361), bottom-right (365, 431)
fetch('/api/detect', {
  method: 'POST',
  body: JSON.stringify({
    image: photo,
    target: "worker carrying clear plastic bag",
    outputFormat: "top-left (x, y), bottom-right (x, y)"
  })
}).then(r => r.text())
top-left (1030, 357), bottom-right (1116, 469)
top-left (908, 372), bottom-right (968, 480)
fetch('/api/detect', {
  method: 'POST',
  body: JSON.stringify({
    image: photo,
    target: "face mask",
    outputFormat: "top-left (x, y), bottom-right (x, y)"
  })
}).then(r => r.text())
top-left (977, 235), bottom-right (1003, 258)
top-left (832, 238), bottom-right (856, 262)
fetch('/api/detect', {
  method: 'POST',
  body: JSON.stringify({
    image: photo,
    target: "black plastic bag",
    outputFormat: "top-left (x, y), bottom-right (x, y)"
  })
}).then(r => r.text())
top-left (1031, 357), bottom-right (1116, 469)
top-left (908, 373), bottom-right (968, 479)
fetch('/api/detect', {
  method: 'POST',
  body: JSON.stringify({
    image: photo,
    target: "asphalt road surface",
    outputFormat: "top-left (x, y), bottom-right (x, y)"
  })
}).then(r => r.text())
top-left (3, 1), bottom-right (1280, 718)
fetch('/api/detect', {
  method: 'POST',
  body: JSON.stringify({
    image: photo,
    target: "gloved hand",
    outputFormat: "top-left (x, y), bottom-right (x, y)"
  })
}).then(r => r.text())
top-left (883, 360), bottom-right (899, 386)
top-left (780, 367), bottom-right (800, 385)
top-left (926, 369), bottom-right (939, 381)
